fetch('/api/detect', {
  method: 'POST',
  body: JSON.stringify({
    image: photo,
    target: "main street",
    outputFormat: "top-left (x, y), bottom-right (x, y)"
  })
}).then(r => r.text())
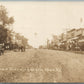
top-left (0, 49), bottom-right (84, 82)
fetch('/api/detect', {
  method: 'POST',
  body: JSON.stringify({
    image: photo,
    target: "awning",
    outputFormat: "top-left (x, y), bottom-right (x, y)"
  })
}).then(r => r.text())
top-left (78, 39), bottom-right (84, 42)
top-left (71, 37), bottom-right (79, 40)
top-left (62, 40), bottom-right (67, 42)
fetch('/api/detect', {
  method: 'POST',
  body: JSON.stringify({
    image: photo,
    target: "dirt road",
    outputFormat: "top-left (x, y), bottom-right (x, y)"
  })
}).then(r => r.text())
top-left (0, 49), bottom-right (84, 82)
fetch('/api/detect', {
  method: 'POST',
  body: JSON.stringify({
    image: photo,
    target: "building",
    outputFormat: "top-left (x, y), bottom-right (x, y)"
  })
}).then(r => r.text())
top-left (75, 28), bottom-right (84, 39)
top-left (66, 29), bottom-right (76, 39)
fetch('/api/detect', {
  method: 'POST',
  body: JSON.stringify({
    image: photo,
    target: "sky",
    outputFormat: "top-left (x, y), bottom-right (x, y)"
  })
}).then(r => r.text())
top-left (0, 1), bottom-right (84, 48)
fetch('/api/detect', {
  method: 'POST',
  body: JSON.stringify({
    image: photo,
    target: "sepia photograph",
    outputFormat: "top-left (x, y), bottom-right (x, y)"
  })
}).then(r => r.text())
top-left (0, 0), bottom-right (84, 83)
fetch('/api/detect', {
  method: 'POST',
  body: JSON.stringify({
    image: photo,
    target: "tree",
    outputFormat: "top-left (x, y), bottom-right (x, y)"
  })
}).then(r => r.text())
top-left (0, 5), bottom-right (14, 47)
top-left (0, 5), bottom-right (14, 26)
top-left (21, 36), bottom-right (28, 47)
top-left (0, 25), bottom-right (7, 43)
top-left (15, 33), bottom-right (28, 47)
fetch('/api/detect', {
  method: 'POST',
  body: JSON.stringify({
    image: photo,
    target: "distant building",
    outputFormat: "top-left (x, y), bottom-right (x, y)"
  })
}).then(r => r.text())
top-left (75, 28), bottom-right (84, 39)
top-left (66, 29), bottom-right (76, 39)
top-left (60, 33), bottom-right (67, 42)
top-left (52, 35), bottom-right (59, 45)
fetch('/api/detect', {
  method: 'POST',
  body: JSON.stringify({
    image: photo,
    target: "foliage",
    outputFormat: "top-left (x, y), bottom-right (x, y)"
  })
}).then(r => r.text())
top-left (0, 5), bottom-right (14, 26)
top-left (0, 5), bottom-right (28, 49)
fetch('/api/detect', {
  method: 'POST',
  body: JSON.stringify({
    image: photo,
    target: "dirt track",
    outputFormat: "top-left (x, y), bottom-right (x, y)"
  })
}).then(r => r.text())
top-left (0, 49), bottom-right (84, 83)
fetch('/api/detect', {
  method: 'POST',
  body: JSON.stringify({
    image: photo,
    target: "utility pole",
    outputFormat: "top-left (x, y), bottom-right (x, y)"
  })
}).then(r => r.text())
top-left (80, 17), bottom-right (83, 28)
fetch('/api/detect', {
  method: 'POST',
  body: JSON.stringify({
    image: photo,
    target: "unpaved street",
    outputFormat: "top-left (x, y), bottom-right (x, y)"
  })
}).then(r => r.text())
top-left (0, 49), bottom-right (84, 82)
